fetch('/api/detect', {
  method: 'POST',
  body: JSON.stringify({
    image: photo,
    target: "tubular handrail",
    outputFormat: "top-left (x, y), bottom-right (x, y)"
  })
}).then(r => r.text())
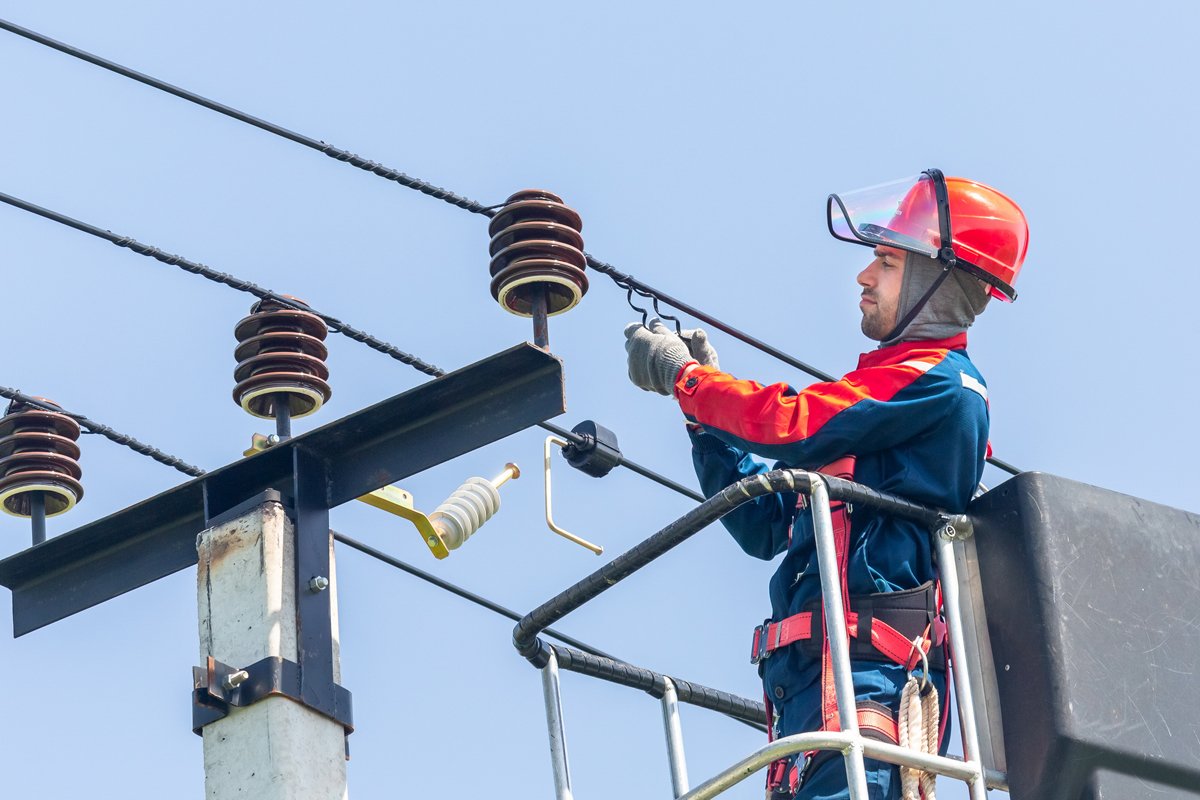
top-left (674, 731), bottom-right (1006, 800)
top-left (548, 643), bottom-right (766, 728)
top-left (512, 468), bottom-right (956, 664)
top-left (514, 468), bottom-right (987, 800)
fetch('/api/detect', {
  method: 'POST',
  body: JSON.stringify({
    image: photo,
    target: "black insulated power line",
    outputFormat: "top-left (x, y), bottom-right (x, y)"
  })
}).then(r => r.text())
top-left (0, 391), bottom-right (748, 729)
top-left (0, 19), bottom-right (492, 217)
top-left (0, 388), bottom-right (622, 661)
top-left (0, 17), bottom-right (1023, 477)
top-left (0, 191), bottom-right (444, 378)
top-left (330, 531), bottom-right (619, 661)
top-left (0, 190), bottom-right (704, 503)
top-left (0, 386), bottom-right (205, 477)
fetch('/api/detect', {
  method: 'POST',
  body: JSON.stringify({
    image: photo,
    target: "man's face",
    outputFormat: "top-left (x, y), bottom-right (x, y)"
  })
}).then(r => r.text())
top-left (857, 246), bottom-right (905, 340)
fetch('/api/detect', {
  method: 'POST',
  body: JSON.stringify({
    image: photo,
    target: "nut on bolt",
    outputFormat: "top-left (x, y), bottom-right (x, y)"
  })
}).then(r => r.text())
top-left (937, 514), bottom-right (974, 541)
top-left (308, 575), bottom-right (330, 592)
top-left (222, 669), bottom-right (251, 691)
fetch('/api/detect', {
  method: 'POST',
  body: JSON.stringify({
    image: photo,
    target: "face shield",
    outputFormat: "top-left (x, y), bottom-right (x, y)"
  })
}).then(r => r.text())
top-left (827, 172), bottom-right (948, 260)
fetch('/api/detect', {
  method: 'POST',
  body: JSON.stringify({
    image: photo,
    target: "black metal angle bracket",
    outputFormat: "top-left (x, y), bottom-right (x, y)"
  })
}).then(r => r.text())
top-left (0, 343), bottom-right (565, 636)
top-left (192, 655), bottom-right (354, 735)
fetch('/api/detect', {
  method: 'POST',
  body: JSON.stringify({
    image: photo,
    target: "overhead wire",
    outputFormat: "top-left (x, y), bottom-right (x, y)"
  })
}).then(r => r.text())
top-left (0, 386), bottom-right (206, 477)
top-left (0, 388), bottom-right (619, 660)
top-left (0, 392), bottom-right (771, 729)
top-left (0, 190), bottom-right (703, 503)
top-left (0, 191), bottom-right (444, 378)
top-left (0, 16), bottom-right (1021, 477)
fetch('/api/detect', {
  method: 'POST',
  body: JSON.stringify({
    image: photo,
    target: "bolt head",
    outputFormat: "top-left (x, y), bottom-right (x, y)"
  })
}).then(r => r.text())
top-left (267, 434), bottom-right (281, 446)
top-left (308, 575), bottom-right (329, 592)
top-left (426, 535), bottom-right (438, 547)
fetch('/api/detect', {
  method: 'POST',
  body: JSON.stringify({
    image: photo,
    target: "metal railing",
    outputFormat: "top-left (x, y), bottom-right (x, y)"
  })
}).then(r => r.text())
top-left (513, 468), bottom-right (1004, 800)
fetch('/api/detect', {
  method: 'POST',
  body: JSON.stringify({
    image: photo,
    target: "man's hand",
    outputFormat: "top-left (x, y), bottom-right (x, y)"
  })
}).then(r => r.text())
top-left (624, 319), bottom-right (694, 395)
top-left (680, 327), bottom-right (719, 371)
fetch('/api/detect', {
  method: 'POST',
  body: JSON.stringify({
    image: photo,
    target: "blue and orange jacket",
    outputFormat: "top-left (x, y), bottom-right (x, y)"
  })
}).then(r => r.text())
top-left (675, 333), bottom-right (990, 624)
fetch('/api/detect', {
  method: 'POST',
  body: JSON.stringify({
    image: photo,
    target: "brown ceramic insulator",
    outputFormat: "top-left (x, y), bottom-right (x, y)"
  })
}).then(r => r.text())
top-left (490, 259), bottom-right (590, 316)
top-left (489, 239), bottom-right (587, 278)
top-left (233, 296), bottom-right (332, 420)
top-left (234, 331), bottom-right (329, 363)
top-left (0, 431), bottom-right (82, 461)
top-left (487, 189), bottom-right (588, 318)
top-left (233, 297), bottom-right (329, 343)
top-left (0, 399), bottom-right (84, 517)
top-left (488, 221), bottom-right (584, 259)
top-left (486, 190), bottom-right (583, 237)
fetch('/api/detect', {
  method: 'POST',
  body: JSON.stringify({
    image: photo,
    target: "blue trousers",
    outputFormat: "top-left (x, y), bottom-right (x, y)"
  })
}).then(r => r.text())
top-left (764, 658), bottom-right (948, 800)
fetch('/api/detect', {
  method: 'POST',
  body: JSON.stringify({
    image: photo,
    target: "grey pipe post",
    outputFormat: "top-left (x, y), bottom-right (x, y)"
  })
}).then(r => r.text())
top-left (274, 397), bottom-right (292, 439)
top-left (935, 532), bottom-right (988, 800)
top-left (809, 476), bottom-right (871, 799)
top-left (541, 648), bottom-right (574, 800)
top-left (29, 490), bottom-right (46, 546)
top-left (660, 676), bottom-right (690, 797)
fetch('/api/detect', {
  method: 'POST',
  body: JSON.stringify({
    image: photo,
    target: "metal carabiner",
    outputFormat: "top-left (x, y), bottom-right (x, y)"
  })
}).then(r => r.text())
top-left (907, 632), bottom-right (931, 692)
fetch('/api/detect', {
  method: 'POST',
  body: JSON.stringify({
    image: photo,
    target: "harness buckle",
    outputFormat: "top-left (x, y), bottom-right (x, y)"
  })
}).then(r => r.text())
top-left (751, 619), bottom-right (773, 665)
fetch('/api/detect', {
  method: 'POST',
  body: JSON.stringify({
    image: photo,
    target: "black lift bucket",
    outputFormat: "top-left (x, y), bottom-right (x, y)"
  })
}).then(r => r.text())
top-left (970, 472), bottom-right (1200, 800)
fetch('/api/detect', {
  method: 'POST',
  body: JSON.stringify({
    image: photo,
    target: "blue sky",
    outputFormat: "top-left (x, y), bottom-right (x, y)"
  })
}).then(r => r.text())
top-left (1, 2), bottom-right (1196, 798)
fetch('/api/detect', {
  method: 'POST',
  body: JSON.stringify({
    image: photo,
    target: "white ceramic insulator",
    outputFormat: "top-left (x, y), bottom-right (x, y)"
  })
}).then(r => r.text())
top-left (429, 477), bottom-right (502, 550)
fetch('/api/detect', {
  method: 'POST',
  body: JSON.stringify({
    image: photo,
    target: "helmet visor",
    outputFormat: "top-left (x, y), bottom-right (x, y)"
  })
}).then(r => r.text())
top-left (827, 174), bottom-right (942, 258)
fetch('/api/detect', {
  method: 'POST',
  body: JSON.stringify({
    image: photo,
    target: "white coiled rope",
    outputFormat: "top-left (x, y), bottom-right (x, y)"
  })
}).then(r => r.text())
top-left (429, 477), bottom-right (502, 549)
top-left (898, 673), bottom-right (940, 800)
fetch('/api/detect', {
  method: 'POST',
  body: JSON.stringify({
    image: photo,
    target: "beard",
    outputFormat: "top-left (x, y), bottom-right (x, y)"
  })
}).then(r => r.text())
top-left (859, 299), bottom-right (896, 341)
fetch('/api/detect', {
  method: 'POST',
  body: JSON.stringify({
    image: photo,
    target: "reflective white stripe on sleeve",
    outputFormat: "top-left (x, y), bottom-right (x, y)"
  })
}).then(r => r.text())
top-left (899, 359), bottom-right (935, 373)
top-left (960, 372), bottom-right (988, 400)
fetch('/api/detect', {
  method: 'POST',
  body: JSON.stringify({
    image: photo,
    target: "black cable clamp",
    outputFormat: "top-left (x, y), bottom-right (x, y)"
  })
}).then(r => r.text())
top-left (561, 420), bottom-right (622, 478)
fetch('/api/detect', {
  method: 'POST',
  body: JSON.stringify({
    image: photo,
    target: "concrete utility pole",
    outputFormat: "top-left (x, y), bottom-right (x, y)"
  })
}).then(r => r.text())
top-left (0, 344), bottom-right (564, 798)
top-left (197, 497), bottom-right (348, 800)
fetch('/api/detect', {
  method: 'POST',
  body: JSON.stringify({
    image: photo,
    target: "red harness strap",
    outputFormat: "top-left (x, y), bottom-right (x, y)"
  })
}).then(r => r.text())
top-left (751, 609), bottom-right (937, 671)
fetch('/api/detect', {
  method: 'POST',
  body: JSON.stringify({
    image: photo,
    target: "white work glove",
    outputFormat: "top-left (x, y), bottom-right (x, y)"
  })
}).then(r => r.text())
top-left (624, 319), bottom-right (694, 395)
top-left (680, 327), bottom-right (719, 371)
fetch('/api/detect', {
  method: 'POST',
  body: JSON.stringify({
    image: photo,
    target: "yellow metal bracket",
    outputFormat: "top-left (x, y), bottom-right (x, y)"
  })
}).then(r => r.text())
top-left (356, 485), bottom-right (449, 559)
top-left (243, 433), bottom-right (275, 457)
top-left (243, 433), bottom-right (449, 558)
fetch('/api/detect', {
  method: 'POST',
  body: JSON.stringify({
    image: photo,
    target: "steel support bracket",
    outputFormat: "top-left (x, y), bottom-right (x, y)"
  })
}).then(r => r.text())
top-left (191, 655), bottom-right (353, 735)
top-left (0, 343), bottom-right (565, 636)
top-left (356, 485), bottom-right (449, 558)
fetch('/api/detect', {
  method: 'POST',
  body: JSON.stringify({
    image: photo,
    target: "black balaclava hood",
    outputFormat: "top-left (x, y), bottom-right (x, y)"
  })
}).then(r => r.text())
top-left (881, 252), bottom-right (991, 347)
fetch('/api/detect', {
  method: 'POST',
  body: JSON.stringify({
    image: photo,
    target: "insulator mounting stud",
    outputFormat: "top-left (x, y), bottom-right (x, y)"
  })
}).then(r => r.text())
top-left (0, 398), bottom-right (84, 519)
top-left (233, 296), bottom-right (332, 421)
top-left (488, 189), bottom-right (588, 324)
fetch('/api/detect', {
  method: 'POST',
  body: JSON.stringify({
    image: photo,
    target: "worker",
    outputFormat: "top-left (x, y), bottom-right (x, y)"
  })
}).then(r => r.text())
top-left (622, 170), bottom-right (1028, 799)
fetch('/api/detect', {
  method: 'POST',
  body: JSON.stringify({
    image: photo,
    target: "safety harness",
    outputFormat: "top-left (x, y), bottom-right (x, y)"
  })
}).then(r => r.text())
top-left (755, 458), bottom-right (948, 797)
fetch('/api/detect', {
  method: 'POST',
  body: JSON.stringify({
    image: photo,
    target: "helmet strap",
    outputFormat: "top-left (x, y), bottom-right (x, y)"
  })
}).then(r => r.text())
top-left (880, 169), bottom-right (960, 342)
top-left (923, 168), bottom-right (956, 263)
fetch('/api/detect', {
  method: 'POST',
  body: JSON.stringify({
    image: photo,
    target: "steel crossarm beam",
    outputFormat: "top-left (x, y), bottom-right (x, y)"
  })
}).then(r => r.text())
top-left (0, 343), bottom-right (565, 636)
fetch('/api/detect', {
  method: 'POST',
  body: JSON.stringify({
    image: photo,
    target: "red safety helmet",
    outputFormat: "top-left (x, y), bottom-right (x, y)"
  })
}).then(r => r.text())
top-left (828, 170), bottom-right (1029, 302)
